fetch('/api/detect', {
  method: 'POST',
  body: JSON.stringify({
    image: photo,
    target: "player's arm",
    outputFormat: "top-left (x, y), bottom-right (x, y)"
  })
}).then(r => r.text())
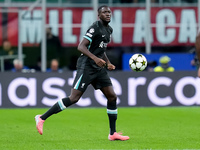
top-left (77, 38), bottom-right (106, 68)
top-left (195, 32), bottom-right (200, 77)
top-left (103, 52), bottom-right (115, 70)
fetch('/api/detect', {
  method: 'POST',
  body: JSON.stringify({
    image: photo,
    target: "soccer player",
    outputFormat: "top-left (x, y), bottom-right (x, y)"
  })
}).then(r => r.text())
top-left (195, 32), bottom-right (200, 77)
top-left (35, 5), bottom-right (129, 141)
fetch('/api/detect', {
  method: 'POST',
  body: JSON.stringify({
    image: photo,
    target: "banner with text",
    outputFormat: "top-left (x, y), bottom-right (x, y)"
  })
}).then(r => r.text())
top-left (0, 71), bottom-right (200, 108)
top-left (1, 7), bottom-right (198, 47)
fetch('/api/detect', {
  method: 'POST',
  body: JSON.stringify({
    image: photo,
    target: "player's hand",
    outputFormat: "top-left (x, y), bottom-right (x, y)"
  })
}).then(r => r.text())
top-left (94, 57), bottom-right (106, 68)
top-left (107, 63), bottom-right (116, 70)
top-left (198, 67), bottom-right (200, 78)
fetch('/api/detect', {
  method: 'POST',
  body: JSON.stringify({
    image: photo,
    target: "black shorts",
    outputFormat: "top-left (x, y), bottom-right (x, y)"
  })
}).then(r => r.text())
top-left (72, 68), bottom-right (112, 92)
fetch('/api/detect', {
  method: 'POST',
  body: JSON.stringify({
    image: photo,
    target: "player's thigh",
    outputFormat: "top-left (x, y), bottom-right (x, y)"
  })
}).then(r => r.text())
top-left (92, 68), bottom-right (112, 90)
top-left (100, 86), bottom-right (117, 101)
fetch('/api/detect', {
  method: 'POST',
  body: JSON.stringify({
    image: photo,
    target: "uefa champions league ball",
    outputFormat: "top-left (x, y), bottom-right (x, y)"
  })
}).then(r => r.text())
top-left (129, 54), bottom-right (147, 72)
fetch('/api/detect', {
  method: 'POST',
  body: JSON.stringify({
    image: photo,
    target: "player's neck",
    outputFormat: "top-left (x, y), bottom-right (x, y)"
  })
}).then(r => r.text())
top-left (99, 20), bottom-right (109, 27)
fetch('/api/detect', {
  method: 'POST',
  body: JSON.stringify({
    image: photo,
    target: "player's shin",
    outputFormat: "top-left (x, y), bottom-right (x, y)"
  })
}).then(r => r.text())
top-left (41, 97), bottom-right (72, 120)
top-left (107, 100), bottom-right (117, 135)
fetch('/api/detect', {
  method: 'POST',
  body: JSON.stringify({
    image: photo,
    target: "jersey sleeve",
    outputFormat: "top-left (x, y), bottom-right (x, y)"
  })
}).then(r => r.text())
top-left (108, 25), bottom-right (113, 43)
top-left (83, 24), bottom-right (98, 44)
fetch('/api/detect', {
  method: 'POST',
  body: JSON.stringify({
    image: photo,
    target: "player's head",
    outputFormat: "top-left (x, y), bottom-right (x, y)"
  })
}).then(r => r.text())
top-left (98, 5), bottom-right (111, 24)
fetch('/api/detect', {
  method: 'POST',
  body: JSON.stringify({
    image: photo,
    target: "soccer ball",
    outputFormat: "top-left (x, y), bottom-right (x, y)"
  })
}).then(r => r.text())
top-left (129, 54), bottom-right (147, 72)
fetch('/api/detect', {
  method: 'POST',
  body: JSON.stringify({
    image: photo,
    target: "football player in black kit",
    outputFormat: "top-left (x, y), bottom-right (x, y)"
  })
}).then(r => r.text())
top-left (35, 5), bottom-right (129, 141)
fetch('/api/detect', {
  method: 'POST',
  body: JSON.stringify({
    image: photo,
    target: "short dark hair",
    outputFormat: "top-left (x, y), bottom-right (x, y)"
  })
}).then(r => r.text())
top-left (98, 5), bottom-right (108, 13)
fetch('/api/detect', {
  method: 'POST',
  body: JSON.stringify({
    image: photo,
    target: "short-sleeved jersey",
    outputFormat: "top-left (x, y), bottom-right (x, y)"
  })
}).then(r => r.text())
top-left (76, 20), bottom-right (113, 70)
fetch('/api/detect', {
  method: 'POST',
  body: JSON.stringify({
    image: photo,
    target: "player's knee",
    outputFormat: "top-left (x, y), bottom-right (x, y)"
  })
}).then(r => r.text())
top-left (69, 95), bottom-right (80, 104)
top-left (108, 93), bottom-right (117, 102)
top-left (71, 98), bottom-right (79, 104)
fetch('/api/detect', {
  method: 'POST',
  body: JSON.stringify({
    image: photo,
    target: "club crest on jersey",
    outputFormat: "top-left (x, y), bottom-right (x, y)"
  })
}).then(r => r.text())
top-left (89, 28), bottom-right (94, 33)
top-left (99, 41), bottom-right (108, 48)
top-left (81, 83), bottom-right (85, 88)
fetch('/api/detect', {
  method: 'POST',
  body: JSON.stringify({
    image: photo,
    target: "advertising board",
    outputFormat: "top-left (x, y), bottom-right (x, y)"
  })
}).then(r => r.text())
top-left (0, 71), bottom-right (199, 108)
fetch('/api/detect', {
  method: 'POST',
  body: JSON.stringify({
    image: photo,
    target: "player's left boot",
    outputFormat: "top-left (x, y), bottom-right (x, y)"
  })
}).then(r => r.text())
top-left (35, 115), bottom-right (45, 135)
top-left (108, 132), bottom-right (129, 141)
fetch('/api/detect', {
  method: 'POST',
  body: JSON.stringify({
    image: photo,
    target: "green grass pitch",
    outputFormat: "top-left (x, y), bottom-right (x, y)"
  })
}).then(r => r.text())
top-left (0, 107), bottom-right (200, 149)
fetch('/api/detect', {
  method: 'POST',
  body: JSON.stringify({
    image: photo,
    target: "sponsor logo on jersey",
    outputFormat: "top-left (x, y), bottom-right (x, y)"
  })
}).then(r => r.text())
top-left (99, 41), bottom-right (108, 48)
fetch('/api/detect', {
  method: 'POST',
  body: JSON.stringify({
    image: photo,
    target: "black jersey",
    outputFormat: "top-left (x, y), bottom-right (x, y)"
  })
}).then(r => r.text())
top-left (76, 20), bottom-right (113, 70)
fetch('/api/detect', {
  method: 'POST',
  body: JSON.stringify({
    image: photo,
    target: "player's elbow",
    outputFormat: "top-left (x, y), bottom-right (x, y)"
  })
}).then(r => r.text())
top-left (78, 44), bottom-right (88, 54)
top-left (77, 44), bottom-right (83, 52)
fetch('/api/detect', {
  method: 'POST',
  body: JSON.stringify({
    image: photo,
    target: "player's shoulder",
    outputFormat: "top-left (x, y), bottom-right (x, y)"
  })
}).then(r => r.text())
top-left (85, 21), bottom-right (99, 38)
top-left (89, 21), bottom-right (99, 29)
top-left (86, 21), bottom-right (100, 34)
top-left (107, 25), bottom-right (113, 33)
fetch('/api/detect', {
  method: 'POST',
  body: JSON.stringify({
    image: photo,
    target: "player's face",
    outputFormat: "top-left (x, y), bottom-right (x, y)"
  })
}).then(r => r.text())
top-left (99, 7), bottom-right (111, 23)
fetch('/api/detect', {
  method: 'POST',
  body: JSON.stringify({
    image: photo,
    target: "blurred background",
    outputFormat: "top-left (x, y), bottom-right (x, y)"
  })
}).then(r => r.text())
top-left (0, 0), bottom-right (199, 72)
top-left (1, 2), bottom-right (200, 147)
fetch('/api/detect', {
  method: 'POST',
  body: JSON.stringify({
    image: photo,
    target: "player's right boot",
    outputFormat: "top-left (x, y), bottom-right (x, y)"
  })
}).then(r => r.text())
top-left (35, 115), bottom-right (45, 135)
top-left (108, 132), bottom-right (130, 141)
